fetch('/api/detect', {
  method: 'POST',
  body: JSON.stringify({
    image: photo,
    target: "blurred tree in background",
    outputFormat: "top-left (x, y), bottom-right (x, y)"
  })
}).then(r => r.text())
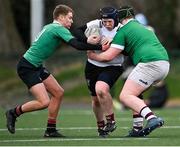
top-left (144, 0), bottom-right (180, 48)
top-left (0, 0), bottom-right (24, 57)
top-left (10, 0), bottom-right (30, 49)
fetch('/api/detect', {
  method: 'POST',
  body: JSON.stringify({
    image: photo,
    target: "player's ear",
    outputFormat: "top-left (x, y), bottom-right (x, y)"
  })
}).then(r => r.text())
top-left (57, 15), bottom-right (65, 21)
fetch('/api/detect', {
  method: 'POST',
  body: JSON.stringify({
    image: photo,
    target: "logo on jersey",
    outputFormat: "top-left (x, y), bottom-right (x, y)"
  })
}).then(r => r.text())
top-left (139, 79), bottom-right (148, 85)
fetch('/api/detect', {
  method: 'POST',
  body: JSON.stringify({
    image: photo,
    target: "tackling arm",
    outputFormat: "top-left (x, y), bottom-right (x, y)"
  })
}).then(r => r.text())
top-left (72, 25), bottom-right (88, 42)
top-left (87, 47), bottom-right (123, 61)
top-left (68, 38), bottom-right (108, 51)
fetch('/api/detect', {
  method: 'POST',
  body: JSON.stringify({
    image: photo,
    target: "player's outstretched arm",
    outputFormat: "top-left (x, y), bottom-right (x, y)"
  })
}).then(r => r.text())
top-left (68, 38), bottom-right (108, 51)
top-left (72, 25), bottom-right (88, 42)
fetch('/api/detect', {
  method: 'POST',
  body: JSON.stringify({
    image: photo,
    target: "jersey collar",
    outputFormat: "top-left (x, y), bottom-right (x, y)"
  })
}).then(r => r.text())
top-left (120, 18), bottom-right (135, 28)
top-left (53, 20), bottom-right (63, 26)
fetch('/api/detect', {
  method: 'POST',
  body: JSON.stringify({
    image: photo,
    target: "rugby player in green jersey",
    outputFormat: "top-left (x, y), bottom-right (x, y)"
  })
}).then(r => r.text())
top-left (88, 6), bottom-right (170, 137)
top-left (5, 4), bottom-right (108, 137)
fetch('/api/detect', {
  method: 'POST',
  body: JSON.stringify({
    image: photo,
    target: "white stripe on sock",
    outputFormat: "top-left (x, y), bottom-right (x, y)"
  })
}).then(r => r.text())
top-left (140, 107), bottom-right (156, 120)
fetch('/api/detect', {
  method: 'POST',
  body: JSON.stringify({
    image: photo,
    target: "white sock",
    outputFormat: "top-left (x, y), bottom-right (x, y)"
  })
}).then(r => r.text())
top-left (140, 106), bottom-right (157, 120)
top-left (133, 114), bottom-right (143, 131)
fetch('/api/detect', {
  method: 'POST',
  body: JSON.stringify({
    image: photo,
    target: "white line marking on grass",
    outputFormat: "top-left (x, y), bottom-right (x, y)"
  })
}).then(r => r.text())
top-left (0, 137), bottom-right (158, 143)
top-left (0, 126), bottom-right (180, 132)
top-left (163, 126), bottom-right (180, 128)
top-left (0, 127), bottom-right (96, 131)
top-left (30, 110), bottom-right (93, 115)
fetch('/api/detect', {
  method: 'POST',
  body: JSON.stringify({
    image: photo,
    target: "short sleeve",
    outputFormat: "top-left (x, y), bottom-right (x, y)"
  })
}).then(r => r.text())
top-left (111, 30), bottom-right (125, 50)
top-left (55, 26), bottom-right (74, 42)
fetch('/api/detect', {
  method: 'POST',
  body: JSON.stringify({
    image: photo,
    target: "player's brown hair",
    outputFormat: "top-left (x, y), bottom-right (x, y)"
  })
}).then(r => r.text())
top-left (53, 4), bottom-right (74, 19)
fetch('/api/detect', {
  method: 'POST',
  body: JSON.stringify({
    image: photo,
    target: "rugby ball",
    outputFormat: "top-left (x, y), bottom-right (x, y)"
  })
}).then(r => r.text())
top-left (84, 25), bottom-right (101, 37)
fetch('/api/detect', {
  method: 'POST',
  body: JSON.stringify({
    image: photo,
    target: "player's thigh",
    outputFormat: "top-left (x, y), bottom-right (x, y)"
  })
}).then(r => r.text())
top-left (120, 79), bottom-right (146, 97)
top-left (128, 61), bottom-right (169, 88)
top-left (96, 65), bottom-right (123, 90)
top-left (84, 61), bottom-right (100, 96)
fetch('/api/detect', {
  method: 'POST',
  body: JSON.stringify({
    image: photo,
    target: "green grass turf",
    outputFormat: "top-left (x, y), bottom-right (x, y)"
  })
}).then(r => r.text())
top-left (0, 107), bottom-right (180, 146)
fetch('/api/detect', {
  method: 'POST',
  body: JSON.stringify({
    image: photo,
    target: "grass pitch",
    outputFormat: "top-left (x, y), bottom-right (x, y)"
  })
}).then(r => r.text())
top-left (0, 106), bottom-right (180, 146)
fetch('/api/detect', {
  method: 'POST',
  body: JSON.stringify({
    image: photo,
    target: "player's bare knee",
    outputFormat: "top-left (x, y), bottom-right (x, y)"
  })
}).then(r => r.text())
top-left (41, 99), bottom-right (50, 108)
top-left (57, 88), bottom-right (64, 98)
top-left (54, 87), bottom-right (64, 99)
top-left (96, 89), bottom-right (107, 98)
top-left (96, 84), bottom-right (109, 97)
